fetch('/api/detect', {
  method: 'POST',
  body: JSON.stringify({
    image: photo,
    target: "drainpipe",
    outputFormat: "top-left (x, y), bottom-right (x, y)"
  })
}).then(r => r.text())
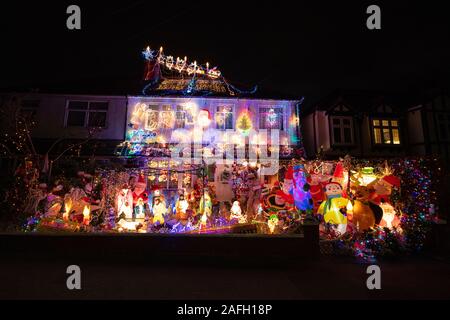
top-left (312, 110), bottom-right (317, 157)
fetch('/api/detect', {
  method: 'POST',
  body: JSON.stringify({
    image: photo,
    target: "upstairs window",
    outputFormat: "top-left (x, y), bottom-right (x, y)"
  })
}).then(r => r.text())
top-left (20, 99), bottom-right (40, 121)
top-left (66, 100), bottom-right (108, 128)
top-left (372, 119), bottom-right (401, 145)
top-left (259, 107), bottom-right (284, 130)
top-left (215, 105), bottom-right (234, 130)
top-left (175, 105), bottom-right (186, 129)
top-left (144, 105), bottom-right (159, 131)
top-left (330, 116), bottom-right (353, 145)
top-left (160, 105), bottom-right (175, 129)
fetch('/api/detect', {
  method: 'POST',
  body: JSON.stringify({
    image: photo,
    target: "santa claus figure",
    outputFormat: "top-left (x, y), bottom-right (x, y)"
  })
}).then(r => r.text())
top-left (149, 186), bottom-right (165, 211)
top-left (308, 171), bottom-right (326, 211)
top-left (132, 174), bottom-right (148, 206)
top-left (279, 166), bottom-right (295, 205)
top-left (332, 161), bottom-right (348, 197)
top-left (370, 175), bottom-right (400, 205)
top-left (379, 202), bottom-right (401, 229)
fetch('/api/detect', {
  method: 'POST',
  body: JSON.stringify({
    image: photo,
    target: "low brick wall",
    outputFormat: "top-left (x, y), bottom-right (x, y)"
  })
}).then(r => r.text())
top-left (0, 223), bottom-right (319, 261)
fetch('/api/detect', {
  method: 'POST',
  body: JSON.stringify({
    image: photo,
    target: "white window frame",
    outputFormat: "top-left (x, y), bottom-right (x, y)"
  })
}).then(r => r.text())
top-left (65, 100), bottom-right (109, 128)
top-left (258, 106), bottom-right (285, 131)
top-left (214, 104), bottom-right (235, 130)
top-left (372, 118), bottom-right (401, 145)
top-left (330, 116), bottom-right (354, 145)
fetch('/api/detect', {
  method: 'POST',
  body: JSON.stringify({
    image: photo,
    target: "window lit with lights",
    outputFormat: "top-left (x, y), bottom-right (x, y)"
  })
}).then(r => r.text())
top-left (160, 105), bottom-right (175, 129)
top-left (65, 100), bottom-right (108, 128)
top-left (259, 107), bottom-right (284, 130)
top-left (372, 119), bottom-right (400, 145)
top-left (175, 105), bottom-right (186, 129)
top-left (215, 105), bottom-right (233, 130)
top-left (330, 116), bottom-right (353, 145)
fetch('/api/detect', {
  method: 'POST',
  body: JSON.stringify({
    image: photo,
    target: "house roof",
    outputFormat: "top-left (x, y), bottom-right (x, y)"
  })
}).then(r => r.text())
top-left (302, 89), bottom-right (410, 115)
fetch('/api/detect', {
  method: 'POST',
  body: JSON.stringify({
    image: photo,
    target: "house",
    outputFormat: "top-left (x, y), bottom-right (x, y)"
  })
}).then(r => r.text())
top-left (302, 90), bottom-right (408, 159)
top-left (407, 88), bottom-right (450, 164)
top-left (0, 47), bottom-right (305, 202)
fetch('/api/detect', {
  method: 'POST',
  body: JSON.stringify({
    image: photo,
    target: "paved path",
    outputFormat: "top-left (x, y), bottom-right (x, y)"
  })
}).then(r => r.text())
top-left (1, 253), bottom-right (450, 299)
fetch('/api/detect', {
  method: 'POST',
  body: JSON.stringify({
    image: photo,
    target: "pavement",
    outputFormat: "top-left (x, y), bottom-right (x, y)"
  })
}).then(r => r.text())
top-left (1, 250), bottom-right (450, 300)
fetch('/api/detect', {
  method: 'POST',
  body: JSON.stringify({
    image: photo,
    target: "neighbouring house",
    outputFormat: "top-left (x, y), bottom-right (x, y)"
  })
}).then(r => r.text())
top-left (301, 90), bottom-right (408, 159)
top-left (407, 88), bottom-right (450, 164)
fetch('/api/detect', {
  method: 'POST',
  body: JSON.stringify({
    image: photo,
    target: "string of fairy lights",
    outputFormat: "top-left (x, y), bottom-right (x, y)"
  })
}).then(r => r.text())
top-left (142, 45), bottom-right (258, 97)
top-left (143, 46), bottom-right (222, 79)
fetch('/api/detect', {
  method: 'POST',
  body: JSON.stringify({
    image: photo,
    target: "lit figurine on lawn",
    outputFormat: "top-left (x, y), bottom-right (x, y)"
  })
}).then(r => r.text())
top-left (152, 197), bottom-right (167, 225)
top-left (317, 182), bottom-right (349, 236)
top-left (229, 200), bottom-right (246, 224)
top-left (267, 214), bottom-right (279, 234)
top-left (116, 184), bottom-right (134, 220)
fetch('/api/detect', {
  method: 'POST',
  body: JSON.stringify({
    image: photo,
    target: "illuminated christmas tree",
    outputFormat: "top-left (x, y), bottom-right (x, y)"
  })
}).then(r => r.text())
top-left (236, 112), bottom-right (252, 136)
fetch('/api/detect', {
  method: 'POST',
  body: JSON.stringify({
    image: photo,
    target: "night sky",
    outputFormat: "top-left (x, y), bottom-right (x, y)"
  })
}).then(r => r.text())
top-left (1, 1), bottom-right (449, 101)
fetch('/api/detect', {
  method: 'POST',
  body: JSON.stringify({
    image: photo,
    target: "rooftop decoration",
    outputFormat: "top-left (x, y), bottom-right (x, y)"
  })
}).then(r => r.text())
top-left (141, 45), bottom-right (257, 96)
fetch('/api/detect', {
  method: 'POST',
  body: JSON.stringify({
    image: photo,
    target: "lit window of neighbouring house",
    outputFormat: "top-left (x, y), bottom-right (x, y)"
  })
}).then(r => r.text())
top-left (216, 105), bottom-right (233, 130)
top-left (372, 119), bottom-right (400, 145)
top-left (259, 107), bottom-right (284, 130)
top-left (331, 116), bottom-right (353, 145)
top-left (66, 100), bottom-right (108, 128)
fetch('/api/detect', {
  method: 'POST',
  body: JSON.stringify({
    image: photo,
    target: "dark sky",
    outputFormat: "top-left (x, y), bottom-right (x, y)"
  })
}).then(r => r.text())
top-left (1, 1), bottom-right (449, 100)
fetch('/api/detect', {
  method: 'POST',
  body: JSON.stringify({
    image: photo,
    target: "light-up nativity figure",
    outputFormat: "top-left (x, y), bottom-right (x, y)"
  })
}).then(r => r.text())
top-left (116, 184), bottom-right (134, 220)
top-left (291, 164), bottom-right (313, 212)
top-left (229, 200), bottom-right (247, 224)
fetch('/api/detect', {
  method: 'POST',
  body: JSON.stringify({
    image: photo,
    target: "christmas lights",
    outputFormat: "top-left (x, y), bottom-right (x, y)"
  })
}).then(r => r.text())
top-left (143, 46), bottom-right (221, 79)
